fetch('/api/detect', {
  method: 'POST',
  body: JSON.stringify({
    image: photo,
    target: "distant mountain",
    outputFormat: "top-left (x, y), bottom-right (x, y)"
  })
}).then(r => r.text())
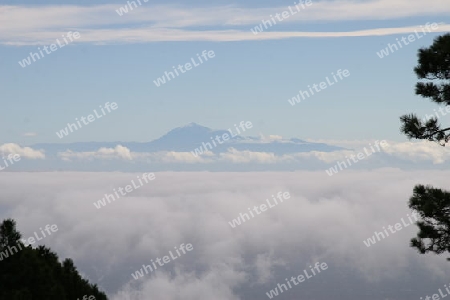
top-left (132, 122), bottom-right (245, 152)
top-left (32, 123), bottom-right (346, 155)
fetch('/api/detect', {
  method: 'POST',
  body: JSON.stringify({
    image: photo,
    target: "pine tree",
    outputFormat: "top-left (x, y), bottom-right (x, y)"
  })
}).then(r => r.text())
top-left (399, 34), bottom-right (450, 260)
top-left (400, 33), bottom-right (450, 145)
top-left (0, 219), bottom-right (108, 299)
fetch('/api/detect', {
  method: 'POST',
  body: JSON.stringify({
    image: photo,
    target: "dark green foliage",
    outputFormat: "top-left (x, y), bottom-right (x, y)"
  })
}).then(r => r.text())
top-left (0, 219), bottom-right (108, 300)
top-left (400, 33), bottom-right (450, 145)
top-left (408, 185), bottom-right (450, 260)
top-left (0, 219), bottom-right (22, 247)
top-left (400, 34), bottom-right (450, 261)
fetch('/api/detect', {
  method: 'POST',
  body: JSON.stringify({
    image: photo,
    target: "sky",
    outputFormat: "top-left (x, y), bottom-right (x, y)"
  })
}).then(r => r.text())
top-left (1, 0), bottom-right (450, 146)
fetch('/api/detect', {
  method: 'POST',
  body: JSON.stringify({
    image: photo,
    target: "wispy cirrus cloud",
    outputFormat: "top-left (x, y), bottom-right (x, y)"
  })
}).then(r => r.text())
top-left (1, 0), bottom-right (450, 45)
top-left (22, 132), bottom-right (38, 137)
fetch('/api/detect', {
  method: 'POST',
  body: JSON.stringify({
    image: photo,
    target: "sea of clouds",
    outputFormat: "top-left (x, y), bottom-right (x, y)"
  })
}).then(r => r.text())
top-left (1, 170), bottom-right (450, 299)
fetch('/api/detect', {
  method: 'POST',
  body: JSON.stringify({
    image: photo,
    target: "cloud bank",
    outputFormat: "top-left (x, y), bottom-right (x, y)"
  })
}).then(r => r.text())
top-left (4, 139), bottom-right (450, 171)
top-left (1, 170), bottom-right (450, 299)
top-left (54, 140), bottom-right (450, 166)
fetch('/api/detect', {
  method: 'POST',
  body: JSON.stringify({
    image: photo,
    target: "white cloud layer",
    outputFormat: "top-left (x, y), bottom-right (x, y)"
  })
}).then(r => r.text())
top-left (55, 140), bottom-right (450, 165)
top-left (1, 170), bottom-right (450, 299)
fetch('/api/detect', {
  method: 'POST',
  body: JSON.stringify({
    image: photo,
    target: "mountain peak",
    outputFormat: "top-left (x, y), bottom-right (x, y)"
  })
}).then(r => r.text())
top-left (173, 122), bottom-right (211, 133)
top-left (182, 122), bottom-right (202, 128)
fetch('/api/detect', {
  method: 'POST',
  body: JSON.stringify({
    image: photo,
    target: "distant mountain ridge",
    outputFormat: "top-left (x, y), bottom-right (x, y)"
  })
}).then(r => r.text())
top-left (32, 123), bottom-right (346, 155)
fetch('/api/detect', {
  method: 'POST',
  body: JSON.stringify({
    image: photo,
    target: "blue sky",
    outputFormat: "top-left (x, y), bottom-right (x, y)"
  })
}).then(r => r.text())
top-left (1, 0), bottom-right (450, 145)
